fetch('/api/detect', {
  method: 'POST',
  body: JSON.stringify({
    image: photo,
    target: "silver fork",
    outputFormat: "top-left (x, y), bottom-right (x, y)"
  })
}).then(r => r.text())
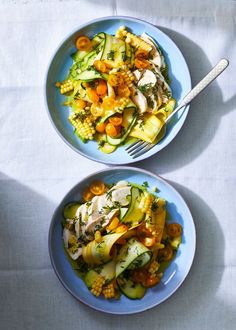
top-left (126, 58), bottom-right (229, 159)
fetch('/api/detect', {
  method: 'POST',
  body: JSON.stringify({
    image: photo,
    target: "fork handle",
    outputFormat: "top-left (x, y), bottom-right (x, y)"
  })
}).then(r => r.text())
top-left (166, 58), bottom-right (229, 123)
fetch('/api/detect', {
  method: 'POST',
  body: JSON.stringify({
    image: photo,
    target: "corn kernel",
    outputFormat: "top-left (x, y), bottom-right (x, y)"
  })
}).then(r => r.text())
top-left (102, 282), bottom-right (115, 299)
top-left (90, 275), bottom-right (105, 297)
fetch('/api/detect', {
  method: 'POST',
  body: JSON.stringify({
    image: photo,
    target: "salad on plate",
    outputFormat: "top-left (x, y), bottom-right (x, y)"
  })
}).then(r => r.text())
top-left (56, 26), bottom-right (176, 153)
top-left (62, 180), bottom-right (182, 300)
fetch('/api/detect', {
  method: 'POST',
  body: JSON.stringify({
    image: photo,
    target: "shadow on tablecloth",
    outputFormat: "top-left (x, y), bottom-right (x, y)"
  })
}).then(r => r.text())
top-left (135, 27), bottom-right (236, 173)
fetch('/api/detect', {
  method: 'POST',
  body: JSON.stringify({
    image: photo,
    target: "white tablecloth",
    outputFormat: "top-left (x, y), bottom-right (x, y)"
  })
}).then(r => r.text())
top-left (0, 1), bottom-right (235, 329)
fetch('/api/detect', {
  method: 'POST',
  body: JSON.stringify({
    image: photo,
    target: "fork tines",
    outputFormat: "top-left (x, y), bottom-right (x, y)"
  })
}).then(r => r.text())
top-left (126, 140), bottom-right (151, 158)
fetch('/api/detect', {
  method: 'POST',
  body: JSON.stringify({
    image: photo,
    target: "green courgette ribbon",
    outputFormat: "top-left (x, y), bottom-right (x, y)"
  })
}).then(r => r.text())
top-left (116, 238), bottom-right (152, 278)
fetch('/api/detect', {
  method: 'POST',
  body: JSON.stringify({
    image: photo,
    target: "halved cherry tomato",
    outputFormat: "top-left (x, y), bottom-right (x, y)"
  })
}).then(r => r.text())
top-left (93, 60), bottom-right (107, 73)
top-left (89, 181), bottom-right (105, 196)
top-left (166, 223), bottom-right (182, 238)
top-left (96, 80), bottom-right (107, 96)
top-left (134, 58), bottom-right (150, 69)
top-left (75, 99), bottom-right (86, 109)
top-left (105, 123), bottom-right (118, 137)
top-left (158, 245), bottom-right (173, 261)
top-left (102, 96), bottom-right (116, 110)
top-left (82, 187), bottom-right (94, 201)
top-left (143, 276), bottom-right (160, 288)
top-left (90, 103), bottom-right (104, 117)
top-left (75, 36), bottom-right (92, 51)
top-left (95, 122), bottom-right (106, 133)
top-left (117, 85), bottom-right (131, 98)
top-left (115, 224), bottom-right (128, 233)
top-left (86, 88), bottom-right (100, 103)
top-left (109, 114), bottom-right (123, 126)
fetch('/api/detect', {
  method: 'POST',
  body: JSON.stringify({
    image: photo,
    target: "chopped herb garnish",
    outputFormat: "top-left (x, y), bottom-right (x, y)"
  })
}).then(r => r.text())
top-left (107, 50), bottom-right (115, 61)
top-left (151, 200), bottom-right (159, 212)
top-left (75, 112), bottom-right (87, 123)
top-left (142, 181), bottom-right (149, 188)
top-left (152, 186), bottom-right (159, 193)
top-left (121, 51), bottom-right (127, 61)
top-left (138, 83), bottom-right (153, 94)
top-left (98, 140), bottom-right (105, 147)
top-left (147, 96), bottom-right (154, 108)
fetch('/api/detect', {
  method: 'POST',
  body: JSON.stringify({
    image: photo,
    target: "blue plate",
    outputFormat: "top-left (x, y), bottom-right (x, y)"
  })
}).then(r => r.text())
top-left (48, 167), bottom-right (196, 314)
top-left (45, 16), bottom-right (191, 165)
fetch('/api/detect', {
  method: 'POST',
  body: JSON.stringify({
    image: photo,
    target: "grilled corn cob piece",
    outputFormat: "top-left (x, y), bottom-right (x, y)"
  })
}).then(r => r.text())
top-left (115, 25), bottom-right (127, 39)
top-left (114, 97), bottom-right (129, 112)
top-left (59, 80), bottom-right (74, 94)
top-left (102, 282), bottom-right (116, 299)
top-left (125, 32), bottom-right (152, 52)
top-left (90, 276), bottom-right (105, 297)
top-left (116, 26), bottom-right (152, 52)
top-left (148, 260), bottom-right (160, 275)
top-left (139, 192), bottom-right (154, 217)
top-left (69, 113), bottom-right (95, 141)
top-left (120, 70), bottom-right (135, 87)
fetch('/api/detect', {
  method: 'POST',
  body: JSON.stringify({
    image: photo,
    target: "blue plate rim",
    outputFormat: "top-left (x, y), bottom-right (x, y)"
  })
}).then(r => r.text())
top-left (44, 15), bottom-right (191, 165)
top-left (48, 166), bottom-right (196, 314)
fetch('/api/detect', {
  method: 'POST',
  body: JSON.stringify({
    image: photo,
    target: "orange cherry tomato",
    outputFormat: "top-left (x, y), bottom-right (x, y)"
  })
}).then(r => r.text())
top-left (75, 36), bottom-right (92, 51)
top-left (75, 99), bottom-right (86, 109)
top-left (107, 217), bottom-right (120, 231)
top-left (105, 123), bottom-right (118, 137)
top-left (132, 269), bottom-right (149, 284)
top-left (140, 236), bottom-right (156, 247)
top-left (158, 245), bottom-right (173, 261)
top-left (108, 74), bottom-right (119, 87)
top-left (96, 80), bottom-right (108, 96)
top-left (115, 224), bottom-right (128, 233)
top-left (134, 58), bottom-right (150, 69)
top-left (93, 60), bottom-right (107, 73)
top-left (95, 122), bottom-right (106, 133)
top-left (89, 181), bottom-right (106, 196)
top-left (143, 276), bottom-right (160, 288)
top-left (135, 49), bottom-right (149, 59)
top-left (86, 88), bottom-right (100, 103)
top-left (108, 114), bottom-right (123, 126)
top-left (166, 223), bottom-right (182, 238)
top-left (117, 85), bottom-right (131, 98)
top-left (82, 187), bottom-right (94, 202)
top-left (102, 96), bottom-right (116, 110)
